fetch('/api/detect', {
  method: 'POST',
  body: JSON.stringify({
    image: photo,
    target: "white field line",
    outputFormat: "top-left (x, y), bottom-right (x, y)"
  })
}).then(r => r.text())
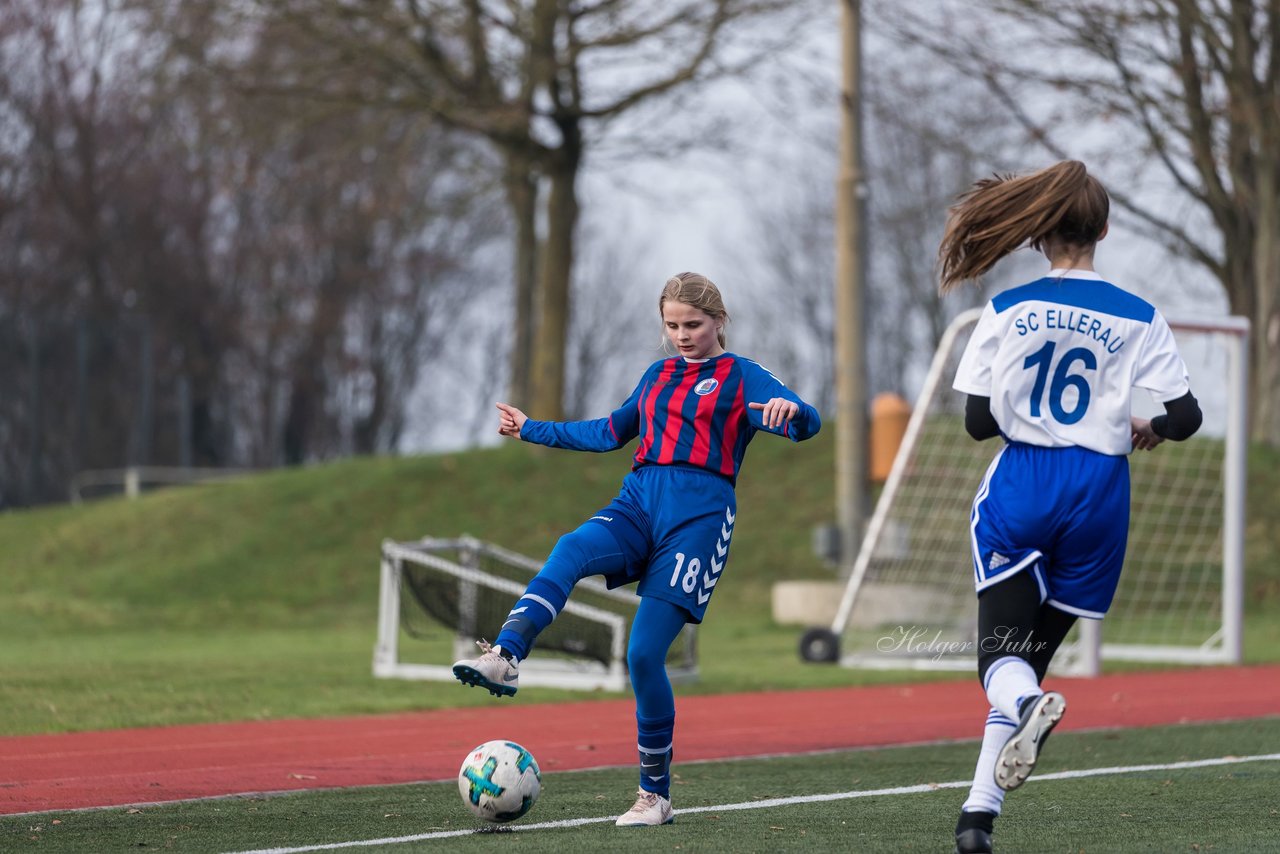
top-left (227, 752), bottom-right (1280, 853)
top-left (13, 718), bottom-right (1275, 820)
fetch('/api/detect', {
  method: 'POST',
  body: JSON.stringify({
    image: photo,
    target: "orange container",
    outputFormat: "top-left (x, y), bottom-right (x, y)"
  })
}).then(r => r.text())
top-left (870, 392), bottom-right (911, 483)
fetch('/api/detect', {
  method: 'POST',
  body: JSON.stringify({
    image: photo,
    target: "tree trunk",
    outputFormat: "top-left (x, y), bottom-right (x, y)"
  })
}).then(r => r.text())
top-left (354, 360), bottom-right (390, 454)
top-left (504, 149), bottom-right (539, 411)
top-left (528, 124), bottom-right (581, 421)
top-left (1251, 159), bottom-right (1280, 445)
top-left (282, 376), bottom-right (317, 465)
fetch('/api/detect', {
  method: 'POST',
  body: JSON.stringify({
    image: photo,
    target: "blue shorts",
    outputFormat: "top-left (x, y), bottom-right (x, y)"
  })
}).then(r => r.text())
top-left (585, 464), bottom-right (737, 623)
top-left (970, 443), bottom-right (1130, 619)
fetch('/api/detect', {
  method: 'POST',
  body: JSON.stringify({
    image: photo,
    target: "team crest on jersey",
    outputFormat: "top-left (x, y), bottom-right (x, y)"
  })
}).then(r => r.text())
top-left (694, 378), bottom-right (719, 396)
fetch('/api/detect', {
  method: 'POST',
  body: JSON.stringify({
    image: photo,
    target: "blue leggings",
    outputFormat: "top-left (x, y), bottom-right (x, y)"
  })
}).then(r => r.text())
top-left (494, 522), bottom-right (629, 660)
top-left (495, 521), bottom-right (689, 796)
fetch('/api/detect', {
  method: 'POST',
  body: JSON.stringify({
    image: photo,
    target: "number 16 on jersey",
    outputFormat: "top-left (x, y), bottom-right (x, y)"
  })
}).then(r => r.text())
top-left (1023, 341), bottom-right (1097, 424)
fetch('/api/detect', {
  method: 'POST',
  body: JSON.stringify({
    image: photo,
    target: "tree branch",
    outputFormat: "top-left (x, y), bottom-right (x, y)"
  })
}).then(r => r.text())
top-left (575, 1), bottom-right (737, 118)
top-left (978, 64), bottom-right (1223, 274)
top-left (1171, 0), bottom-right (1235, 218)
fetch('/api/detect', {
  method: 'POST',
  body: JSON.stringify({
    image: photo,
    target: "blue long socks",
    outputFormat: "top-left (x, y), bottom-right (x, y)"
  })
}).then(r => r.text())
top-left (628, 597), bottom-right (689, 797)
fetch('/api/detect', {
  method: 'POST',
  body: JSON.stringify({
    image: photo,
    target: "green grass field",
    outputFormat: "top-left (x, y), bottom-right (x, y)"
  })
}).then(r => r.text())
top-left (0, 432), bottom-right (926, 736)
top-left (3, 433), bottom-right (1279, 736)
top-left (5, 719), bottom-right (1278, 852)
top-left (3, 434), bottom-right (1280, 851)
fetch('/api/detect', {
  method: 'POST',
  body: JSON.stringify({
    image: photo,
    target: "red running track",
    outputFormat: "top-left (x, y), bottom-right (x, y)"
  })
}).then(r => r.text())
top-left (4, 664), bottom-right (1279, 815)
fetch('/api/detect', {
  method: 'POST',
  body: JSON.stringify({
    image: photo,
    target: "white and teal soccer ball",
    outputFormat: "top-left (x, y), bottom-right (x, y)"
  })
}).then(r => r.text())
top-left (458, 739), bottom-right (541, 822)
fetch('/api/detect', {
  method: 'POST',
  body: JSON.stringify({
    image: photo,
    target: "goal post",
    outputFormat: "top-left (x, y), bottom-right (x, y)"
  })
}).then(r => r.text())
top-left (374, 535), bottom-right (698, 691)
top-left (806, 310), bottom-right (1248, 677)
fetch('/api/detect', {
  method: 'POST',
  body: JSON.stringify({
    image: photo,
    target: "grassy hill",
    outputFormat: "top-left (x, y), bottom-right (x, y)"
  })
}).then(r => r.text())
top-left (2, 431), bottom-right (1277, 736)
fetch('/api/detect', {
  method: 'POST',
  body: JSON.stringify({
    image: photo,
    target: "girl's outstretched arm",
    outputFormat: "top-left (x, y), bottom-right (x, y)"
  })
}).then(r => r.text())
top-left (511, 363), bottom-right (654, 452)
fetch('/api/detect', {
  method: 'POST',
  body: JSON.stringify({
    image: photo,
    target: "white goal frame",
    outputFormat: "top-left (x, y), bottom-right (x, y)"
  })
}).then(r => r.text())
top-left (374, 535), bottom-right (698, 691)
top-left (827, 310), bottom-right (1248, 677)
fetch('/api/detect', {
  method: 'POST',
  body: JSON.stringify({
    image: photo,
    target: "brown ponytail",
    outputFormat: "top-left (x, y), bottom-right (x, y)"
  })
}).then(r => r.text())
top-left (937, 160), bottom-right (1110, 293)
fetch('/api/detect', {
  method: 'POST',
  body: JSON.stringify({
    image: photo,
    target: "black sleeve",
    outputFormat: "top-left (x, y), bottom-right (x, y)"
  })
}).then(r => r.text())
top-left (964, 395), bottom-right (1001, 441)
top-left (1151, 391), bottom-right (1203, 441)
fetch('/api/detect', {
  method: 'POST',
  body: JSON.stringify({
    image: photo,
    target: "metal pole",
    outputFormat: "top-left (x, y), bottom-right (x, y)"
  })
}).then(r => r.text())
top-left (1075, 616), bottom-right (1101, 677)
top-left (835, 0), bottom-right (869, 570)
top-left (1222, 324), bottom-right (1249, 662)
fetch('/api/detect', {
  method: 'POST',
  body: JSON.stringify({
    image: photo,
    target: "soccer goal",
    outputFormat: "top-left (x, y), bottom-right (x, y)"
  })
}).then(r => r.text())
top-left (374, 536), bottom-right (698, 691)
top-left (802, 309), bottom-right (1248, 677)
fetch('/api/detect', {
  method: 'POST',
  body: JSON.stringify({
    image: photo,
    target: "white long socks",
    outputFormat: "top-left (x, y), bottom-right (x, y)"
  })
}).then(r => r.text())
top-left (984, 655), bottom-right (1042, 721)
top-left (961, 708), bottom-right (1016, 815)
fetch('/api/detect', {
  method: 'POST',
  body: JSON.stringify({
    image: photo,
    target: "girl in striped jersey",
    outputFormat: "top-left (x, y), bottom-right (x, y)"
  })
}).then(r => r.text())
top-left (453, 272), bottom-right (821, 826)
top-left (940, 162), bottom-right (1202, 854)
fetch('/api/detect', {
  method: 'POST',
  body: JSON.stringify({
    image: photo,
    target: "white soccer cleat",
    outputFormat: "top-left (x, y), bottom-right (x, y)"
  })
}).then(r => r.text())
top-left (994, 690), bottom-right (1066, 791)
top-left (451, 640), bottom-right (519, 698)
top-left (615, 788), bottom-right (674, 826)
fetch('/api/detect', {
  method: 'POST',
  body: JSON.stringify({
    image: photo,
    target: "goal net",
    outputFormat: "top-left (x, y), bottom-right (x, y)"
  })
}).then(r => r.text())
top-left (821, 309), bottom-right (1247, 676)
top-left (374, 536), bottom-right (698, 691)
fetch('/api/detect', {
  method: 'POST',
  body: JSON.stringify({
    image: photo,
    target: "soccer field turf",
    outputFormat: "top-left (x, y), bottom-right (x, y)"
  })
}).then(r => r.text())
top-left (6, 717), bottom-right (1277, 853)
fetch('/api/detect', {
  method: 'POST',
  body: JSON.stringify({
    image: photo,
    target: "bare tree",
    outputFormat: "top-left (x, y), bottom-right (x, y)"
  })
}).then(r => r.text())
top-left (731, 28), bottom-right (1017, 410)
top-left (734, 170), bottom-right (837, 413)
top-left (159, 0), bottom-right (822, 422)
top-left (142, 3), bottom-right (507, 464)
top-left (563, 227), bottom-right (656, 420)
top-left (862, 50), bottom-right (1021, 392)
top-left (0, 0), bottom-right (229, 502)
top-left (877, 0), bottom-right (1280, 444)
top-left (0, 0), bottom-right (503, 503)
top-left (399, 244), bottom-right (514, 452)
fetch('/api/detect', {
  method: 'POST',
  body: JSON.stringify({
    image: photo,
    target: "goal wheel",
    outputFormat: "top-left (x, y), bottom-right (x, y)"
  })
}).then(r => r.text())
top-left (798, 626), bottom-right (840, 663)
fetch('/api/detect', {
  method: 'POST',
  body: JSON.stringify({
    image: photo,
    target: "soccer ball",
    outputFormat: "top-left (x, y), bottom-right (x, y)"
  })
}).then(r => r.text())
top-left (457, 739), bottom-right (541, 822)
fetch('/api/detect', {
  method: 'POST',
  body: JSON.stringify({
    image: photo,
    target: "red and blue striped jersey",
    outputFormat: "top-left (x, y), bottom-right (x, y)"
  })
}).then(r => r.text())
top-left (520, 353), bottom-right (820, 484)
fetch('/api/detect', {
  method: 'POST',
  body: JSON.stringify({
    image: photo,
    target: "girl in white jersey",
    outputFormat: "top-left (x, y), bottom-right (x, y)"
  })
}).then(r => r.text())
top-left (938, 161), bottom-right (1202, 854)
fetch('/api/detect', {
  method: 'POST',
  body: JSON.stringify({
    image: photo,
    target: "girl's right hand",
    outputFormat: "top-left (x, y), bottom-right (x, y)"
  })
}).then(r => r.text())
top-left (496, 402), bottom-right (528, 439)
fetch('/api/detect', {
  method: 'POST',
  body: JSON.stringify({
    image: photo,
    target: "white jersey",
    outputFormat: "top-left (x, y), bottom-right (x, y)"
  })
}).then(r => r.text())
top-left (953, 271), bottom-right (1191, 456)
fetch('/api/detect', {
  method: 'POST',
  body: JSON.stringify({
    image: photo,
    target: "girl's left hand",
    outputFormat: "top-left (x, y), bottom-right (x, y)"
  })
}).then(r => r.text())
top-left (1130, 416), bottom-right (1164, 451)
top-left (749, 398), bottom-right (799, 430)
